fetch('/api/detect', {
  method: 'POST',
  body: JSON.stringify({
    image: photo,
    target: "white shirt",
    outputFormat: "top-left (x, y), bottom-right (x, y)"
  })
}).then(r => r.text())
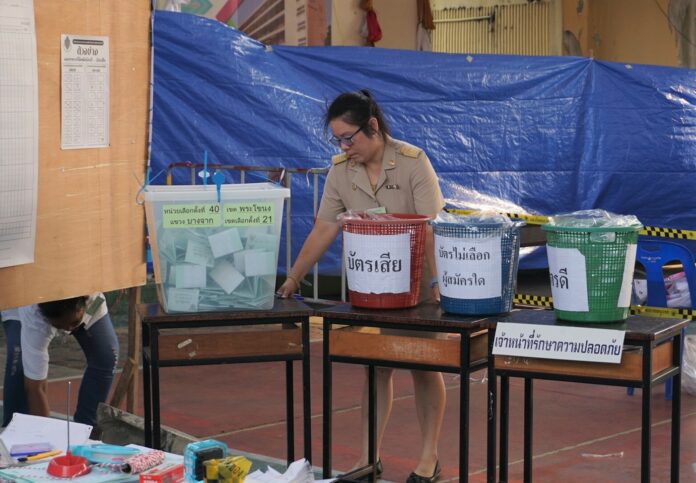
top-left (1, 308), bottom-right (20, 321)
top-left (18, 293), bottom-right (108, 380)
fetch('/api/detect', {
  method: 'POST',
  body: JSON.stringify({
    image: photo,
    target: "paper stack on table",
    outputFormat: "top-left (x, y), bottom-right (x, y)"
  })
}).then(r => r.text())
top-left (0, 413), bottom-right (92, 453)
top-left (245, 458), bottom-right (335, 483)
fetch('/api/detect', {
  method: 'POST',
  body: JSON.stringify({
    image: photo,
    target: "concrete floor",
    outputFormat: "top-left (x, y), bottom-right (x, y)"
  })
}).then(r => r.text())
top-left (3, 323), bottom-right (695, 482)
top-left (2, 271), bottom-right (695, 482)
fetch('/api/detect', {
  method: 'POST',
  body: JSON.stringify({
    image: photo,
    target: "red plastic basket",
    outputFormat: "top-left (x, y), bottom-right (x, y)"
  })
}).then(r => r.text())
top-left (342, 213), bottom-right (429, 309)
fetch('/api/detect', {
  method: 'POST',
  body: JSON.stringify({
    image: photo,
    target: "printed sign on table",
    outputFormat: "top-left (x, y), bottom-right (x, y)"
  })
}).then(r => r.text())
top-left (434, 234), bottom-right (502, 299)
top-left (492, 322), bottom-right (626, 363)
top-left (344, 232), bottom-right (411, 294)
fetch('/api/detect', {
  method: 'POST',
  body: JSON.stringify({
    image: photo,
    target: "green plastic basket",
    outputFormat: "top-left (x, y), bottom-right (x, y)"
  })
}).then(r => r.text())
top-left (541, 224), bottom-right (641, 323)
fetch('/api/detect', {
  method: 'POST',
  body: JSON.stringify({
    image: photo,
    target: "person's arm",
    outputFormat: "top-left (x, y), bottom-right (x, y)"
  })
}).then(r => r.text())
top-left (277, 219), bottom-right (341, 297)
top-left (24, 377), bottom-right (50, 417)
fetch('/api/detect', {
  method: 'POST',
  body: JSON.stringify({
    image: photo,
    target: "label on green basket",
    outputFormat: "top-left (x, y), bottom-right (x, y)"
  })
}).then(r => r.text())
top-left (618, 244), bottom-right (637, 308)
top-left (492, 323), bottom-right (625, 363)
top-left (547, 246), bottom-right (589, 311)
top-left (162, 204), bottom-right (222, 228)
top-left (434, 234), bottom-right (502, 299)
top-left (223, 202), bottom-right (275, 226)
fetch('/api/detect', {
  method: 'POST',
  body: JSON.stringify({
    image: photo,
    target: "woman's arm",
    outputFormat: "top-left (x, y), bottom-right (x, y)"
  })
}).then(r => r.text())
top-left (277, 219), bottom-right (341, 297)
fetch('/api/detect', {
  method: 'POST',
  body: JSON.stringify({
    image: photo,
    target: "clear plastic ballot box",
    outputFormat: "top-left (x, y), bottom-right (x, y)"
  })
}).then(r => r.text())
top-left (144, 183), bottom-right (290, 313)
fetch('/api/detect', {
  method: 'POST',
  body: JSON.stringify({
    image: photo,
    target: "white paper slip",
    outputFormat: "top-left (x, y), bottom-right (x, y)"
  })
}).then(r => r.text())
top-left (175, 264), bottom-right (207, 288)
top-left (166, 288), bottom-right (199, 312)
top-left (185, 238), bottom-right (213, 266)
top-left (208, 228), bottom-right (243, 258)
top-left (210, 260), bottom-right (245, 294)
top-left (244, 250), bottom-right (276, 276)
top-left (246, 232), bottom-right (279, 251)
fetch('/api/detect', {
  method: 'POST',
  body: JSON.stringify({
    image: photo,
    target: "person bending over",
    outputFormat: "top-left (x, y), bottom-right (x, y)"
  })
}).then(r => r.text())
top-left (6, 294), bottom-right (119, 427)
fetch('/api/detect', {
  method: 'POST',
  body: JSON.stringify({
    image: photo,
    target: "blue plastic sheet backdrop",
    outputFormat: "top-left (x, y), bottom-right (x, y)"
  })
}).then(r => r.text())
top-left (151, 11), bottom-right (696, 273)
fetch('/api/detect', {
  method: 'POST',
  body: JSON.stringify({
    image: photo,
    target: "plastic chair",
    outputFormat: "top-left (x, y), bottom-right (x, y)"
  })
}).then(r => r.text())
top-left (628, 240), bottom-right (696, 399)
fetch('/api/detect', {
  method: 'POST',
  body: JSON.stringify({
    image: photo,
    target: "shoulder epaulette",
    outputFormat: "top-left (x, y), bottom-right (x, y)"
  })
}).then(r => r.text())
top-left (399, 145), bottom-right (421, 158)
top-left (332, 153), bottom-right (347, 165)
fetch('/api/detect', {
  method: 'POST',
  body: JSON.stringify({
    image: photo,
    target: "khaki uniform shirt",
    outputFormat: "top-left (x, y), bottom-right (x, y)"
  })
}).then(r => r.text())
top-left (317, 137), bottom-right (444, 222)
top-left (317, 137), bottom-right (444, 302)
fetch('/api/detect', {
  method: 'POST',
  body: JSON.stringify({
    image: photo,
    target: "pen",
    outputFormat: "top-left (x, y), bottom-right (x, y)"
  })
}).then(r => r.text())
top-left (18, 450), bottom-right (62, 462)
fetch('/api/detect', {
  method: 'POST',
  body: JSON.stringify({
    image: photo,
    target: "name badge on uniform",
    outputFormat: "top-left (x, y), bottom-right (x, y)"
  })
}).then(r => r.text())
top-left (366, 206), bottom-right (387, 214)
top-left (385, 184), bottom-right (400, 190)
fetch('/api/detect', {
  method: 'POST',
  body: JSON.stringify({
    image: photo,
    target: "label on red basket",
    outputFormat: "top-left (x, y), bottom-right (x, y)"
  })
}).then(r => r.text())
top-left (434, 234), bottom-right (502, 299)
top-left (547, 246), bottom-right (589, 311)
top-left (344, 232), bottom-right (411, 293)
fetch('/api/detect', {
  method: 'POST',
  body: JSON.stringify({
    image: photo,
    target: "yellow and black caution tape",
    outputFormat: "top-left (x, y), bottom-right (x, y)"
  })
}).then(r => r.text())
top-left (512, 293), bottom-right (695, 320)
top-left (640, 226), bottom-right (696, 240)
top-left (445, 208), bottom-right (696, 239)
top-left (513, 293), bottom-right (553, 308)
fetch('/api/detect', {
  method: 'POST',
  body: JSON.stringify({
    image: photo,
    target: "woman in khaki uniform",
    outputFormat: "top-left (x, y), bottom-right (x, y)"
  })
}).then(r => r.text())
top-left (277, 90), bottom-right (444, 483)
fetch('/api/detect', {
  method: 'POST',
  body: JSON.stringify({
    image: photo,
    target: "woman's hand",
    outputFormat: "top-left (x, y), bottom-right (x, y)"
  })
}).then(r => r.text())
top-left (431, 282), bottom-right (440, 303)
top-left (276, 277), bottom-right (299, 298)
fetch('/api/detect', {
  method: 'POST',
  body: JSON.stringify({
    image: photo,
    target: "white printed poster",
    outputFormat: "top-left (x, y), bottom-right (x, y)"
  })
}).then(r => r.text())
top-left (617, 243), bottom-right (637, 308)
top-left (344, 232), bottom-right (411, 294)
top-left (61, 34), bottom-right (109, 149)
top-left (0, 0), bottom-right (38, 268)
top-left (434, 234), bottom-right (502, 299)
top-left (546, 246), bottom-right (589, 311)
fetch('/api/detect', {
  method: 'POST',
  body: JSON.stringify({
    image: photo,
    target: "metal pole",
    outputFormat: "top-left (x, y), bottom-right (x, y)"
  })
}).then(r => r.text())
top-left (312, 170), bottom-right (319, 300)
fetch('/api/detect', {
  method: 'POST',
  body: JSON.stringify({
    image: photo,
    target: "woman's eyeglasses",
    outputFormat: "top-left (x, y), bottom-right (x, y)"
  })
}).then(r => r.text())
top-left (329, 125), bottom-right (364, 147)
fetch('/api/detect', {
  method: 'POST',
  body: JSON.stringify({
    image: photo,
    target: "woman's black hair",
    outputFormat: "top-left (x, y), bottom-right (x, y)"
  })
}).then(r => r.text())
top-left (323, 89), bottom-right (390, 141)
top-left (38, 296), bottom-right (88, 321)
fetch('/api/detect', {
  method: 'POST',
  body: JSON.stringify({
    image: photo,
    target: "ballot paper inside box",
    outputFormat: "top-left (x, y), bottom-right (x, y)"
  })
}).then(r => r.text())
top-left (144, 183), bottom-right (290, 313)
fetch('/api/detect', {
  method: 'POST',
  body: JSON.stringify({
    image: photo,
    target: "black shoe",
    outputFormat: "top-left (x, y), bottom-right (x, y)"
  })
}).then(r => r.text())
top-left (355, 459), bottom-right (382, 481)
top-left (375, 459), bottom-right (383, 479)
top-left (405, 461), bottom-right (441, 483)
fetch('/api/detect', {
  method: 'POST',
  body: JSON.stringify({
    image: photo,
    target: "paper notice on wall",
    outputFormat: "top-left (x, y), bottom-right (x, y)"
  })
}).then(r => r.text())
top-left (547, 246), bottom-right (589, 312)
top-left (434, 234), bottom-right (502, 299)
top-left (60, 34), bottom-right (109, 149)
top-left (344, 232), bottom-right (411, 294)
top-left (0, 0), bottom-right (38, 268)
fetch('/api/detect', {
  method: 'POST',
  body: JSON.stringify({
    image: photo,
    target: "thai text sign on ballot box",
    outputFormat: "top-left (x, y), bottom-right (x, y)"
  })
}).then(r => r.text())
top-left (492, 323), bottom-right (626, 363)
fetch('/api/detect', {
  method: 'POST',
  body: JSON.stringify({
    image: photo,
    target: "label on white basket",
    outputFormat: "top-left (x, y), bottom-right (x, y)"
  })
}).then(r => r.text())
top-left (547, 246), bottom-right (589, 311)
top-left (434, 234), bottom-right (502, 299)
top-left (344, 232), bottom-right (411, 294)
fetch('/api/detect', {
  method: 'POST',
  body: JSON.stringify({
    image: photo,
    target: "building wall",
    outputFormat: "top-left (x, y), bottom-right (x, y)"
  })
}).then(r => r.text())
top-left (562, 0), bottom-right (679, 66)
top-left (331, 0), bottom-right (417, 49)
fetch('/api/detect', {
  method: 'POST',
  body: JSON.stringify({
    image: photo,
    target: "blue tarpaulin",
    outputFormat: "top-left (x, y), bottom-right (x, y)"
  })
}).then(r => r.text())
top-left (150, 11), bottom-right (696, 273)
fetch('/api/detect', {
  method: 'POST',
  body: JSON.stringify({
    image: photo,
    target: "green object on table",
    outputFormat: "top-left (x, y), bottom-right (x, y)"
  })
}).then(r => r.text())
top-left (542, 224), bottom-right (641, 323)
